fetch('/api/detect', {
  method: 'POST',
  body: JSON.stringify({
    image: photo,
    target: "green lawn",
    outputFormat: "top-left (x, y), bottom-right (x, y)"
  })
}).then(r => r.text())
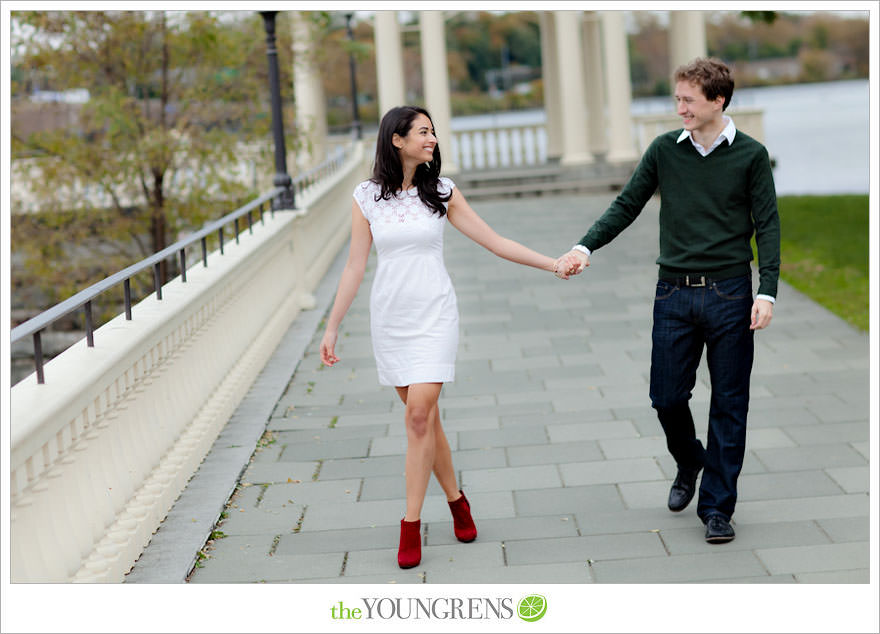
top-left (769, 194), bottom-right (870, 331)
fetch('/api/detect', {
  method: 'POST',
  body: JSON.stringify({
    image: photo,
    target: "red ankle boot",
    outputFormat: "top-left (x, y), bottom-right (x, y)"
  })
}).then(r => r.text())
top-left (448, 490), bottom-right (477, 543)
top-left (398, 518), bottom-right (422, 568)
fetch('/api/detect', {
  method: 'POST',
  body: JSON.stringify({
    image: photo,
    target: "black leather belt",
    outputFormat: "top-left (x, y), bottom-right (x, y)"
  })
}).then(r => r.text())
top-left (661, 275), bottom-right (713, 287)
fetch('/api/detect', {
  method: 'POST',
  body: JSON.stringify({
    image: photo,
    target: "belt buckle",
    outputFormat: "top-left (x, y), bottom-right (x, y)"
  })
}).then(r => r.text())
top-left (686, 275), bottom-right (706, 287)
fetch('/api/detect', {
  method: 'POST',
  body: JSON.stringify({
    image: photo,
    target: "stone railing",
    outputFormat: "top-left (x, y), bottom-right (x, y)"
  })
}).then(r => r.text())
top-left (450, 123), bottom-right (548, 171)
top-left (446, 107), bottom-right (765, 172)
top-left (9, 140), bottom-right (370, 582)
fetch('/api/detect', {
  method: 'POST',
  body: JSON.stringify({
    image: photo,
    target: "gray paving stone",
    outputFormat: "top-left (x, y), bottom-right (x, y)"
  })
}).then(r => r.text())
top-left (734, 494), bottom-right (869, 524)
top-left (755, 541), bottom-right (869, 575)
top-left (279, 437), bottom-right (372, 461)
top-left (259, 479), bottom-right (361, 508)
top-left (359, 475), bottom-right (446, 502)
top-left (505, 532), bottom-right (666, 565)
top-left (301, 491), bottom-right (516, 532)
top-left (545, 419), bottom-right (639, 443)
top-left (334, 412), bottom-right (401, 427)
top-left (274, 525), bottom-right (400, 556)
top-left (318, 455), bottom-right (405, 480)
top-left (659, 520), bottom-right (830, 555)
top-left (560, 457), bottom-right (665, 487)
top-left (426, 514), bottom-right (578, 546)
top-left (273, 425), bottom-right (389, 444)
top-left (824, 466), bottom-right (869, 493)
top-left (737, 470), bottom-right (846, 500)
top-left (344, 542), bottom-right (504, 577)
top-left (590, 550), bottom-right (768, 583)
top-left (616, 481), bottom-right (672, 509)
top-left (816, 516), bottom-right (871, 543)
top-left (215, 502), bottom-right (305, 535)
top-left (752, 444), bottom-right (867, 471)
top-left (574, 507), bottom-right (700, 536)
top-left (506, 440), bottom-right (604, 467)
top-left (781, 421), bottom-right (869, 445)
top-left (242, 461), bottom-right (320, 485)
top-left (851, 440), bottom-right (869, 460)
top-left (197, 533), bottom-right (275, 559)
top-left (189, 551), bottom-right (345, 583)
top-left (597, 436), bottom-right (670, 459)
top-left (501, 409), bottom-right (617, 427)
top-left (746, 406), bottom-right (821, 427)
top-left (745, 427), bottom-right (797, 449)
top-left (514, 484), bottom-right (625, 517)
top-left (457, 425), bottom-right (548, 450)
top-left (447, 447), bottom-right (508, 471)
top-left (795, 569), bottom-right (869, 583)
top-left (447, 401), bottom-right (554, 419)
top-left (461, 464), bottom-right (562, 492)
top-left (369, 433), bottom-right (459, 456)
top-left (426, 561), bottom-right (593, 583)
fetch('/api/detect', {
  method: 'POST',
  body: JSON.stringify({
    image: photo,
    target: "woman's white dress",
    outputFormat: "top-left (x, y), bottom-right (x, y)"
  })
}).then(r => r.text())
top-left (353, 177), bottom-right (459, 387)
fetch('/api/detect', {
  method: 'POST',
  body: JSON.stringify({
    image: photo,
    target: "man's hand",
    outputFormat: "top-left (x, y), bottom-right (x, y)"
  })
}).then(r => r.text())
top-left (750, 298), bottom-right (773, 330)
top-left (553, 253), bottom-right (581, 279)
top-left (565, 249), bottom-right (589, 275)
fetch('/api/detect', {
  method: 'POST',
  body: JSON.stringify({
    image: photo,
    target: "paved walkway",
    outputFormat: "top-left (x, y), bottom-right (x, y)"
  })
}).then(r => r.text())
top-left (131, 191), bottom-right (870, 584)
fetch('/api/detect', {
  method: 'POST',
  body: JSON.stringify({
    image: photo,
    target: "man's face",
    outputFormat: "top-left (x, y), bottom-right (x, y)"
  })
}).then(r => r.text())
top-left (674, 80), bottom-right (724, 135)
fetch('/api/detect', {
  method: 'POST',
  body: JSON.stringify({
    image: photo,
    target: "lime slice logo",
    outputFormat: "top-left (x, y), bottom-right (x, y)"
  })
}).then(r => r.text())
top-left (517, 594), bottom-right (547, 622)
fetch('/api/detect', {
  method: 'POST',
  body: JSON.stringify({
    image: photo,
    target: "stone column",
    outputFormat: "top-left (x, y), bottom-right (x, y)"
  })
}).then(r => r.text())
top-left (374, 11), bottom-right (406, 120)
top-left (291, 11), bottom-right (327, 171)
top-left (420, 11), bottom-right (457, 173)
top-left (582, 11), bottom-right (607, 160)
top-left (600, 11), bottom-right (639, 162)
top-left (553, 11), bottom-right (592, 165)
top-left (539, 12), bottom-right (562, 162)
top-left (668, 11), bottom-right (707, 72)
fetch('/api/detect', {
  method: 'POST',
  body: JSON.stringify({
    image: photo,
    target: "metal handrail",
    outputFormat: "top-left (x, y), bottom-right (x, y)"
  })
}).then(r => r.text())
top-left (10, 187), bottom-right (282, 383)
top-left (11, 142), bottom-right (353, 384)
top-left (9, 142), bottom-right (354, 384)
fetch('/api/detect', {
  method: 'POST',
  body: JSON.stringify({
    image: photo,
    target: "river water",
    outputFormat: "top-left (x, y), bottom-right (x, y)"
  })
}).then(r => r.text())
top-left (451, 79), bottom-right (870, 196)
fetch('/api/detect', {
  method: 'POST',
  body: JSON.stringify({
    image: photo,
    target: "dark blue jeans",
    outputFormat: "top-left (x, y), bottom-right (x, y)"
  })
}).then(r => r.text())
top-left (649, 274), bottom-right (754, 523)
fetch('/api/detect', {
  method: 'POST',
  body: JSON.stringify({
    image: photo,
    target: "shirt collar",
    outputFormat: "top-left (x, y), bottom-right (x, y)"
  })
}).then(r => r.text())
top-left (677, 115), bottom-right (737, 147)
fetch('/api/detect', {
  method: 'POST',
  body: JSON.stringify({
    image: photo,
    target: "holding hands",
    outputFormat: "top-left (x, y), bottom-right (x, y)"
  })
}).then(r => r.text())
top-left (553, 249), bottom-right (590, 279)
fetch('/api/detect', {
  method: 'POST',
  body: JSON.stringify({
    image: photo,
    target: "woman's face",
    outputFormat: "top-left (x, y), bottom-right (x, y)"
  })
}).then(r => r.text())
top-left (393, 113), bottom-right (437, 169)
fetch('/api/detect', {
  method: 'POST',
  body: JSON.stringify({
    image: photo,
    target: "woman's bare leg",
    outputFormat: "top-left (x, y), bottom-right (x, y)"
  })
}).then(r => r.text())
top-left (395, 383), bottom-right (443, 521)
top-left (430, 404), bottom-right (462, 502)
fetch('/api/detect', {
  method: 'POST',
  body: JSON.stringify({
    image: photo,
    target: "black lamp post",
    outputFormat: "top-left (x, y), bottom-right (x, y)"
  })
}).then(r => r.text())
top-left (260, 11), bottom-right (295, 210)
top-left (345, 13), bottom-right (362, 140)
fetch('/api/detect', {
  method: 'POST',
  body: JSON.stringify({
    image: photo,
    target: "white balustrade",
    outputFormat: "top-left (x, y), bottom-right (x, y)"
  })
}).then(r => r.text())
top-left (450, 124), bottom-right (548, 171)
top-left (448, 107), bottom-right (764, 172)
top-left (10, 141), bottom-right (370, 582)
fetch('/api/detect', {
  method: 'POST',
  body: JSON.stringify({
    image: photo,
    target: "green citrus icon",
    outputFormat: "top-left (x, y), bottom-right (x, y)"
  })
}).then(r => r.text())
top-left (517, 594), bottom-right (547, 622)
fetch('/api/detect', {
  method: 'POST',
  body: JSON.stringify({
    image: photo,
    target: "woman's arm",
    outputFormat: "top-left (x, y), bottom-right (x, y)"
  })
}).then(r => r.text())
top-left (320, 201), bottom-right (373, 366)
top-left (446, 187), bottom-right (573, 277)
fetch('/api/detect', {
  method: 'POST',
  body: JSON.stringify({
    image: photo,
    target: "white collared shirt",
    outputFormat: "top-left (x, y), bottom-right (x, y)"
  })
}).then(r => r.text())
top-left (573, 115), bottom-right (775, 304)
top-left (676, 115), bottom-right (737, 157)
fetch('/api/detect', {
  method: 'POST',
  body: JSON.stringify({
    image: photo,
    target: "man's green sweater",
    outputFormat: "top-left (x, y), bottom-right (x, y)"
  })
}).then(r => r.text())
top-left (578, 129), bottom-right (781, 298)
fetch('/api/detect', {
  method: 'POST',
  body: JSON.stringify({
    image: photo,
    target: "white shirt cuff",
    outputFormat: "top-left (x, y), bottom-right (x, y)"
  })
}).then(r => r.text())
top-left (572, 245), bottom-right (591, 256)
top-left (755, 294), bottom-right (775, 304)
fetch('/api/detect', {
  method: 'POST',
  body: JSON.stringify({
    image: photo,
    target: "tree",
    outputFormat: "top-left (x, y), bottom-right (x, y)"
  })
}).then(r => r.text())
top-left (11, 11), bottom-right (281, 322)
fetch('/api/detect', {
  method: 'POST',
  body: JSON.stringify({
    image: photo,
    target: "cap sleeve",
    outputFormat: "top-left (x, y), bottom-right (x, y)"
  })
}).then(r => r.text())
top-left (352, 180), bottom-right (373, 222)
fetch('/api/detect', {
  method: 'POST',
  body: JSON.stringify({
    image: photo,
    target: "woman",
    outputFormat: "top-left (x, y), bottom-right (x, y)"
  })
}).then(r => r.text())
top-left (320, 106), bottom-right (577, 569)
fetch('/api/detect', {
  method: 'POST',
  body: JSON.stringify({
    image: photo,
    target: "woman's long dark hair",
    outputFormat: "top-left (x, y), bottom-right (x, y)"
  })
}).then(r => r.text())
top-left (371, 105), bottom-right (451, 216)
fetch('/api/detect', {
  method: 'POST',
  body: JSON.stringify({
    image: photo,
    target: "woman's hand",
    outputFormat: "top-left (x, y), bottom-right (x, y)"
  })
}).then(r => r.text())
top-left (320, 329), bottom-right (340, 367)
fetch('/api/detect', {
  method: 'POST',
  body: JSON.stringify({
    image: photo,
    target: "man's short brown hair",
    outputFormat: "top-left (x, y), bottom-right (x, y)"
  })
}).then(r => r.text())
top-left (674, 57), bottom-right (735, 111)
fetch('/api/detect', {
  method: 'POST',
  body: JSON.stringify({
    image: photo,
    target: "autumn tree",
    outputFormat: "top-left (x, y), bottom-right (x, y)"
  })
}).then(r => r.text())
top-left (10, 10), bottom-right (285, 322)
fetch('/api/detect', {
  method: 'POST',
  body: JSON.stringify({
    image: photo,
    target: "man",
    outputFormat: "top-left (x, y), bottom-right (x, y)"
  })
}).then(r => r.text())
top-left (562, 57), bottom-right (780, 543)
